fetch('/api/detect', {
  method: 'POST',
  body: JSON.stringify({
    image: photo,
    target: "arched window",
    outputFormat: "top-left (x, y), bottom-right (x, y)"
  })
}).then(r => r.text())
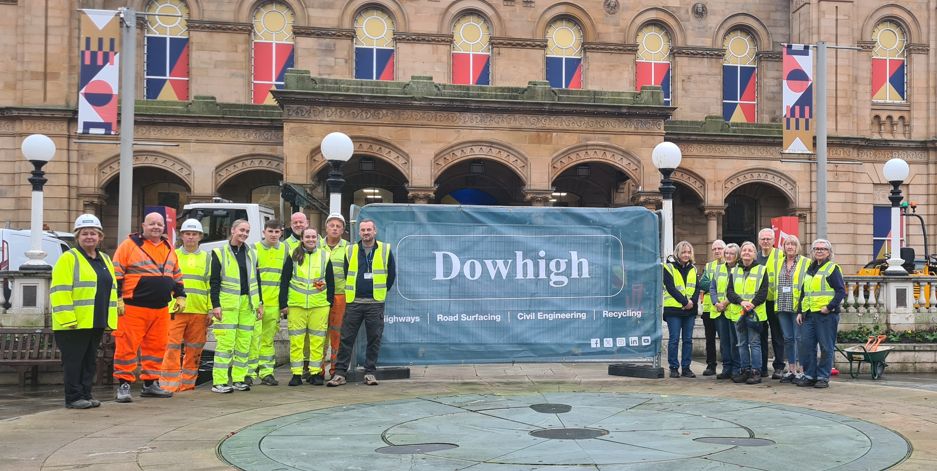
top-left (251, 1), bottom-right (295, 105)
top-left (872, 20), bottom-right (907, 102)
top-left (722, 29), bottom-right (757, 123)
top-left (635, 24), bottom-right (672, 105)
top-left (452, 13), bottom-right (491, 85)
top-left (545, 17), bottom-right (583, 89)
top-left (354, 8), bottom-right (395, 80)
top-left (144, 0), bottom-right (189, 101)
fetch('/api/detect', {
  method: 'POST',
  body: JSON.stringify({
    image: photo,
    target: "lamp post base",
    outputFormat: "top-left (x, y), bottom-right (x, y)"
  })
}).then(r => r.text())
top-left (19, 250), bottom-right (51, 271)
top-left (884, 258), bottom-right (909, 276)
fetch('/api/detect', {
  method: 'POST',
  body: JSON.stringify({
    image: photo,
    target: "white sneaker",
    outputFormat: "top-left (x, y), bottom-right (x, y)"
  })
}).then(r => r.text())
top-left (211, 384), bottom-right (233, 394)
top-left (115, 382), bottom-right (133, 403)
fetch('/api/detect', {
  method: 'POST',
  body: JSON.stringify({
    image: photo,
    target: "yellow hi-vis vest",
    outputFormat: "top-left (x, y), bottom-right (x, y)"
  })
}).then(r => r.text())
top-left (287, 248), bottom-right (330, 308)
top-left (662, 263), bottom-right (697, 309)
top-left (346, 241), bottom-right (391, 303)
top-left (803, 260), bottom-right (840, 313)
top-left (778, 254), bottom-right (810, 313)
top-left (174, 248), bottom-right (211, 314)
top-left (720, 264), bottom-right (742, 321)
top-left (765, 247), bottom-right (780, 301)
top-left (701, 260), bottom-right (719, 313)
top-left (255, 241), bottom-right (290, 310)
top-left (285, 235), bottom-right (302, 254)
top-left (213, 244), bottom-right (261, 310)
top-left (50, 248), bottom-right (118, 330)
top-left (732, 264), bottom-right (767, 321)
top-left (709, 262), bottom-right (730, 318)
top-left (319, 238), bottom-right (348, 294)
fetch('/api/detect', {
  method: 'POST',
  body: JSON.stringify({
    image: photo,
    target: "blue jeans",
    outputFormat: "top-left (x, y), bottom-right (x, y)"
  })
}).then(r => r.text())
top-left (777, 311), bottom-right (801, 368)
top-left (715, 316), bottom-right (739, 374)
top-left (664, 314), bottom-right (696, 370)
top-left (736, 319), bottom-right (762, 371)
top-left (800, 311), bottom-right (839, 381)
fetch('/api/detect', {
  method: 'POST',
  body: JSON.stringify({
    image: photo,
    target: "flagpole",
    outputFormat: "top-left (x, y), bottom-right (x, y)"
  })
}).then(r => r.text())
top-left (118, 7), bottom-right (136, 239)
top-left (816, 41), bottom-right (827, 240)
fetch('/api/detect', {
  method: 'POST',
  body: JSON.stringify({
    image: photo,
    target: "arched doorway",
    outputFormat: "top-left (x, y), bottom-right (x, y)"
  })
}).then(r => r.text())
top-left (101, 167), bottom-right (191, 250)
top-left (434, 159), bottom-right (525, 205)
top-left (217, 170), bottom-right (283, 221)
top-left (550, 162), bottom-right (631, 207)
top-left (723, 183), bottom-right (791, 246)
top-left (313, 154), bottom-right (409, 219)
top-left (672, 182), bottom-right (707, 257)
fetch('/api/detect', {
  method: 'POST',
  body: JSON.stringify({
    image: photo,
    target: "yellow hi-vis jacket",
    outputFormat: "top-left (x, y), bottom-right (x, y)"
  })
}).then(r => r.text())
top-left (346, 241), bottom-right (391, 303)
top-left (802, 260), bottom-right (840, 313)
top-left (50, 248), bottom-right (118, 330)
top-left (732, 264), bottom-right (767, 321)
top-left (173, 248), bottom-right (211, 314)
top-left (662, 263), bottom-right (697, 309)
top-left (319, 238), bottom-right (348, 294)
top-left (213, 245), bottom-right (261, 310)
top-left (255, 241), bottom-right (290, 311)
top-left (287, 248), bottom-right (331, 308)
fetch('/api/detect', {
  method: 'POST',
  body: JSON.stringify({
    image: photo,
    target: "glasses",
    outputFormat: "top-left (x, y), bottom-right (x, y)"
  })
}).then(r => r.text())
top-left (813, 247), bottom-right (829, 252)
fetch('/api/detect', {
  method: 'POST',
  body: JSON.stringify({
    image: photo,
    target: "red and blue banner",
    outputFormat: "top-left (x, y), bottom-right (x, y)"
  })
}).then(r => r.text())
top-left (782, 44), bottom-right (814, 153)
top-left (452, 52), bottom-right (490, 85)
top-left (145, 36), bottom-right (189, 101)
top-left (872, 58), bottom-right (905, 102)
top-left (78, 9), bottom-right (120, 135)
top-left (635, 61), bottom-right (671, 105)
top-left (546, 57), bottom-right (582, 89)
top-left (355, 47), bottom-right (394, 81)
top-left (723, 65), bottom-right (756, 123)
top-left (252, 42), bottom-right (294, 104)
top-left (873, 206), bottom-right (904, 260)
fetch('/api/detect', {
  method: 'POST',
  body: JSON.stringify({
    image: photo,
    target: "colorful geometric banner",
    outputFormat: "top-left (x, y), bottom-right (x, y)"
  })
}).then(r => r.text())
top-left (872, 58), bottom-right (905, 102)
top-left (636, 61), bottom-right (671, 105)
top-left (252, 42), bottom-right (294, 105)
top-left (145, 36), bottom-right (189, 100)
top-left (354, 47), bottom-right (394, 81)
top-left (546, 56), bottom-right (582, 89)
top-left (78, 9), bottom-right (120, 135)
top-left (723, 65), bottom-right (757, 123)
top-left (782, 44), bottom-right (813, 153)
top-left (452, 52), bottom-right (490, 85)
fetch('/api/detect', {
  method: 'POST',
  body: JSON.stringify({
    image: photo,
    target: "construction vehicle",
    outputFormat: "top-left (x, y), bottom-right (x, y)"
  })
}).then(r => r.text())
top-left (177, 201), bottom-right (276, 252)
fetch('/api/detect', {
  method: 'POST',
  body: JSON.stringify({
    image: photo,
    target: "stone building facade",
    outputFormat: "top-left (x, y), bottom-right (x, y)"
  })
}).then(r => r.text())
top-left (0, 0), bottom-right (935, 270)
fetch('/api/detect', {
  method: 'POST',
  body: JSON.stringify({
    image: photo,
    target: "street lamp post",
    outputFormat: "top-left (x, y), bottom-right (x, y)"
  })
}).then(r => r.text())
top-left (20, 134), bottom-right (56, 271)
top-left (883, 158), bottom-right (910, 276)
top-left (321, 132), bottom-right (354, 215)
top-left (652, 142), bottom-right (682, 260)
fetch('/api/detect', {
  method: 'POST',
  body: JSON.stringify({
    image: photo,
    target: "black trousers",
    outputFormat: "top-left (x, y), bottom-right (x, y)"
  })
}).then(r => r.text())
top-left (760, 301), bottom-right (785, 372)
top-left (334, 302), bottom-right (385, 375)
top-left (702, 311), bottom-right (717, 369)
top-left (54, 328), bottom-right (104, 404)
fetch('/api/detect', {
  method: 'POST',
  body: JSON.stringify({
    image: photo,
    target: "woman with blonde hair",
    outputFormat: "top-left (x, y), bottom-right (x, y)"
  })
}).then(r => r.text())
top-left (775, 235), bottom-right (810, 383)
top-left (662, 240), bottom-right (699, 378)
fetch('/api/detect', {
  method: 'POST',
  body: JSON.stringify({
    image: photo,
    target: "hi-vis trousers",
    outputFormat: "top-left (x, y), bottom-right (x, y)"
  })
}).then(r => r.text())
top-left (288, 306), bottom-right (329, 375)
top-left (321, 294), bottom-right (346, 376)
top-left (113, 305), bottom-right (169, 383)
top-left (249, 303), bottom-right (280, 379)
top-left (212, 296), bottom-right (255, 385)
top-left (159, 313), bottom-right (208, 392)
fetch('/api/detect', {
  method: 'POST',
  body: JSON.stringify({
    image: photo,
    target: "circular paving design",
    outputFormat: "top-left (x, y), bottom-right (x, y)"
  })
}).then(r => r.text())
top-left (219, 392), bottom-right (910, 470)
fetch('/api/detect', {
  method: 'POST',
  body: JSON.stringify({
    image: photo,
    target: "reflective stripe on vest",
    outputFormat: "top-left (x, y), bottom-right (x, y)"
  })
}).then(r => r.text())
top-left (346, 241), bottom-right (390, 303)
top-left (766, 247), bottom-right (780, 301)
top-left (701, 260), bottom-right (718, 312)
top-left (732, 264), bottom-right (767, 321)
top-left (174, 248), bottom-right (211, 314)
top-left (803, 261), bottom-right (839, 313)
top-left (662, 263), bottom-right (697, 309)
top-left (287, 249), bottom-right (330, 308)
top-left (49, 248), bottom-right (118, 330)
top-left (255, 241), bottom-right (290, 308)
top-left (319, 238), bottom-right (348, 294)
top-left (213, 245), bottom-right (261, 310)
top-left (709, 262), bottom-right (730, 318)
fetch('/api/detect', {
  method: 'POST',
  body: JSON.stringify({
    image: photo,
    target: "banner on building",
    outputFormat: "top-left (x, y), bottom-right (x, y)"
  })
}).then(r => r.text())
top-left (78, 9), bottom-right (120, 135)
top-left (872, 206), bottom-right (904, 260)
top-left (782, 44), bottom-right (814, 154)
top-left (355, 204), bottom-right (662, 365)
top-left (771, 216), bottom-right (800, 248)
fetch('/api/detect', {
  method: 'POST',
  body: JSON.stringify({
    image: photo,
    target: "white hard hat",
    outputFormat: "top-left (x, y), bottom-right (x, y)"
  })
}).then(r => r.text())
top-left (325, 213), bottom-right (345, 225)
top-left (180, 219), bottom-right (204, 233)
top-left (73, 214), bottom-right (102, 231)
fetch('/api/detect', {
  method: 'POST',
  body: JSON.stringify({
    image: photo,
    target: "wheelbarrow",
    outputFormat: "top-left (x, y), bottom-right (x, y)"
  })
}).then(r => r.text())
top-left (835, 335), bottom-right (893, 380)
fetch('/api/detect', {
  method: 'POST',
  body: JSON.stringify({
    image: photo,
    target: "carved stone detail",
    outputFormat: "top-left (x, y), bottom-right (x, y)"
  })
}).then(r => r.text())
top-left (394, 32), bottom-right (452, 44)
top-left (434, 143), bottom-right (529, 182)
top-left (630, 191), bottom-right (661, 209)
top-left (857, 148), bottom-right (927, 161)
top-left (215, 155), bottom-right (283, 187)
top-left (188, 20), bottom-right (252, 33)
top-left (550, 145), bottom-right (641, 182)
top-left (672, 169), bottom-right (706, 201)
top-left (310, 139), bottom-right (411, 178)
top-left (680, 143), bottom-right (778, 159)
top-left (407, 187), bottom-right (436, 204)
top-left (135, 125), bottom-right (282, 142)
top-left (293, 26), bottom-right (354, 39)
top-left (703, 207), bottom-right (725, 219)
top-left (757, 51), bottom-right (781, 61)
top-left (673, 46), bottom-right (725, 58)
top-left (857, 41), bottom-right (875, 51)
top-left (491, 37), bottom-right (548, 49)
top-left (524, 189), bottom-right (553, 206)
top-left (583, 42), bottom-right (635, 53)
top-left (603, 0), bottom-right (620, 15)
top-left (723, 169), bottom-right (797, 205)
top-left (99, 153), bottom-right (193, 188)
top-left (907, 43), bottom-right (929, 54)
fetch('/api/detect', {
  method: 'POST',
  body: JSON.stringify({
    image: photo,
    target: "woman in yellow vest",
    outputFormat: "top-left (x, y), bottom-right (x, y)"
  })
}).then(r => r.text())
top-left (50, 214), bottom-right (118, 409)
top-left (775, 235), bottom-right (810, 384)
top-left (663, 240), bottom-right (699, 378)
top-left (726, 241), bottom-right (769, 385)
top-left (279, 227), bottom-right (334, 386)
top-left (796, 239), bottom-right (846, 389)
top-left (712, 243), bottom-right (741, 379)
top-left (159, 219), bottom-right (211, 392)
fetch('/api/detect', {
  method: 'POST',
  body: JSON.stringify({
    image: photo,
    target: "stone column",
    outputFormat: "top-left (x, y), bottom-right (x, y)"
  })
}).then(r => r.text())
top-left (524, 189), bottom-right (553, 207)
top-left (703, 206), bottom-right (725, 246)
top-left (407, 186), bottom-right (436, 204)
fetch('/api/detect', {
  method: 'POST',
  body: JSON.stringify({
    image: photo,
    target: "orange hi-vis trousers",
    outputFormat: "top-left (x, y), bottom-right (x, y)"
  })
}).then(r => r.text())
top-left (322, 294), bottom-right (346, 375)
top-left (113, 304), bottom-right (170, 383)
top-left (159, 313), bottom-right (209, 392)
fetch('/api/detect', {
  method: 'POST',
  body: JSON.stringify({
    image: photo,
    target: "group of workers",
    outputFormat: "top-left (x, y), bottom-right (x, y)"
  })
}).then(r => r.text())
top-left (663, 228), bottom-right (847, 388)
top-left (49, 210), bottom-right (395, 409)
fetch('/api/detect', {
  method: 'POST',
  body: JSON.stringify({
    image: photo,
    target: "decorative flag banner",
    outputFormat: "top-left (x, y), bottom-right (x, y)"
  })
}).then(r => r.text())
top-left (78, 9), bottom-right (120, 135)
top-left (771, 216), bottom-right (799, 248)
top-left (782, 44), bottom-right (813, 153)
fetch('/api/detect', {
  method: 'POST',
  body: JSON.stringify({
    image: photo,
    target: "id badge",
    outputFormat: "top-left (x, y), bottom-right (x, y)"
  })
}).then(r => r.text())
top-left (364, 272), bottom-right (373, 280)
top-left (781, 286), bottom-right (792, 293)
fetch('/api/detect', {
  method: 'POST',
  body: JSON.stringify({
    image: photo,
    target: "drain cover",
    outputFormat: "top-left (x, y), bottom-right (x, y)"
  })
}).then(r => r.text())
top-left (695, 437), bottom-right (776, 447)
top-left (530, 403), bottom-right (572, 414)
top-left (375, 443), bottom-right (459, 454)
top-left (530, 428), bottom-right (609, 440)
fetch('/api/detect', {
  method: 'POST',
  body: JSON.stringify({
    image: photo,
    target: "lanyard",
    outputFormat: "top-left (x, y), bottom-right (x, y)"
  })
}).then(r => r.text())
top-left (364, 244), bottom-right (376, 273)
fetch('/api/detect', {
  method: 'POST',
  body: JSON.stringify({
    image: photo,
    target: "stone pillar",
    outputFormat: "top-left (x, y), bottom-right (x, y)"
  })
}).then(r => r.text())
top-left (704, 206), bottom-right (725, 246)
top-left (407, 186), bottom-right (436, 204)
top-left (524, 189), bottom-right (553, 207)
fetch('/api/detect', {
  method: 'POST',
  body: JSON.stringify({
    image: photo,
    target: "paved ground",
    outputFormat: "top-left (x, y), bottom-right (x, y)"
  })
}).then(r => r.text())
top-left (1, 362), bottom-right (935, 470)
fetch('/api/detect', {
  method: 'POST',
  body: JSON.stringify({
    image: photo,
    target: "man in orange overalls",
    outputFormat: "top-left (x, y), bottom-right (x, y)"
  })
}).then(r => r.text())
top-left (112, 212), bottom-right (186, 402)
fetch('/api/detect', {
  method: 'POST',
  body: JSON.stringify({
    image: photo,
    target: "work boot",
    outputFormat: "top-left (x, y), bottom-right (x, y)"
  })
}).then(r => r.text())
top-left (746, 370), bottom-right (762, 384)
top-left (796, 376), bottom-right (817, 387)
top-left (771, 369), bottom-right (783, 380)
top-left (814, 379), bottom-right (830, 389)
top-left (115, 382), bottom-right (133, 403)
top-left (310, 373), bottom-right (325, 386)
top-left (702, 367), bottom-right (716, 376)
top-left (66, 399), bottom-right (93, 409)
top-left (232, 382), bottom-right (250, 391)
top-left (141, 381), bottom-right (173, 398)
top-left (288, 375), bottom-right (303, 386)
top-left (261, 375), bottom-right (279, 386)
top-left (669, 368), bottom-right (679, 378)
top-left (716, 371), bottom-right (732, 380)
top-left (731, 370), bottom-right (750, 384)
top-left (681, 368), bottom-right (696, 378)
top-left (244, 376), bottom-right (254, 386)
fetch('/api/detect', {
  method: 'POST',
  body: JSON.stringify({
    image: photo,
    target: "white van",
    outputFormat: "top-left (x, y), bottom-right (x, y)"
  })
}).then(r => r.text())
top-left (0, 229), bottom-right (70, 271)
top-left (177, 203), bottom-right (276, 252)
